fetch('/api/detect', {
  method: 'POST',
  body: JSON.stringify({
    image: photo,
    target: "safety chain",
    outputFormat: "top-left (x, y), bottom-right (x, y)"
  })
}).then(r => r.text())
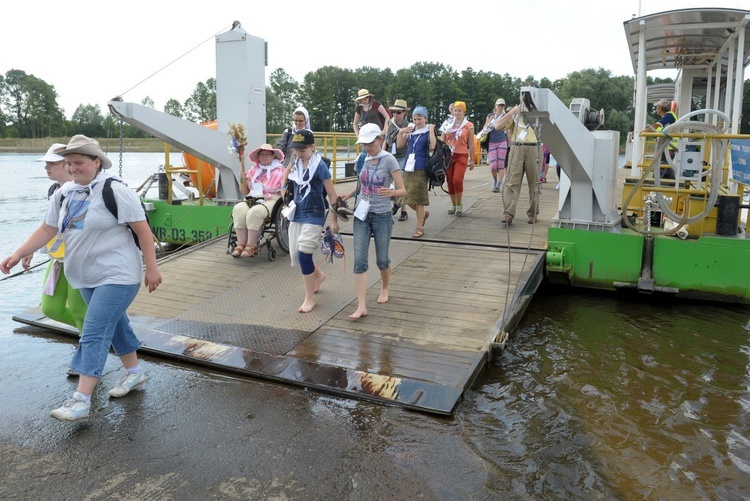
top-left (118, 119), bottom-right (124, 178)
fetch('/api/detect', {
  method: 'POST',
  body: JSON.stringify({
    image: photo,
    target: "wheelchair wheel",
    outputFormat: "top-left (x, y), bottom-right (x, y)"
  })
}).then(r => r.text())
top-left (227, 223), bottom-right (238, 256)
top-left (268, 245), bottom-right (277, 261)
top-left (273, 201), bottom-right (290, 254)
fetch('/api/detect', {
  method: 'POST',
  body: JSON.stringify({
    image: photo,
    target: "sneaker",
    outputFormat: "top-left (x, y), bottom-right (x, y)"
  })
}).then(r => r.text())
top-left (398, 212), bottom-right (408, 221)
top-left (447, 206), bottom-right (456, 214)
top-left (108, 371), bottom-right (147, 398)
top-left (66, 368), bottom-right (80, 378)
top-left (332, 233), bottom-right (345, 259)
top-left (391, 203), bottom-right (400, 216)
top-left (455, 206), bottom-right (463, 216)
top-left (492, 186), bottom-right (500, 193)
top-left (333, 197), bottom-right (353, 221)
top-left (320, 227), bottom-right (332, 255)
top-left (50, 392), bottom-right (90, 422)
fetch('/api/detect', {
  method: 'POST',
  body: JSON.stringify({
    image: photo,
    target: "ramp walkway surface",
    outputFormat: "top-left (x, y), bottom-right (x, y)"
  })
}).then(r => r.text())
top-left (16, 165), bottom-right (564, 415)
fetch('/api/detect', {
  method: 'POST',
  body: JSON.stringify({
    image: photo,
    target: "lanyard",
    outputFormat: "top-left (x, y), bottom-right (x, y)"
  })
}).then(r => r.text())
top-left (408, 132), bottom-right (424, 152)
top-left (363, 157), bottom-right (382, 193)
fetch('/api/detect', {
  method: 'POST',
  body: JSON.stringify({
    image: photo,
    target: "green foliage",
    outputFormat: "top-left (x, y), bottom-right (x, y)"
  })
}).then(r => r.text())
top-left (183, 78), bottom-right (216, 123)
top-left (70, 104), bottom-right (106, 138)
top-left (0, 69), bottom-right (66, 138)
top-left (164, 98), bottom-right (184, 119)
top-left (2, 67), bottom-right (749, 146)
top-left (268, 68), bottom-right (301, 132)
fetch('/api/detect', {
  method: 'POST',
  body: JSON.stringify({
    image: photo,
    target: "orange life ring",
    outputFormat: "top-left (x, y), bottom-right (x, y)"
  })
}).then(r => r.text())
top-left (182, 120), bottom-right (217, 198)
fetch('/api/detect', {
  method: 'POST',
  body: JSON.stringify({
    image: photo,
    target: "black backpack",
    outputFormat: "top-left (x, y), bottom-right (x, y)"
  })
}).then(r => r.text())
top-left (60, 177), bottom-right (151, 249)
top-left (425, 139), bottom-right (452, 191)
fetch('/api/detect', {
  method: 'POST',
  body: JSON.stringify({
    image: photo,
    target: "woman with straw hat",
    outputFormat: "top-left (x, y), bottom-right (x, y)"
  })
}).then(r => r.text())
top-left (352, 88), bottom-right (390, 139)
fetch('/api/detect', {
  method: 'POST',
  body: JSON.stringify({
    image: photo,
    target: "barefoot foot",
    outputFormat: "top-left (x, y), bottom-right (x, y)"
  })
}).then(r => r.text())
top-left (299, 298), bottom-right (316, 313)
top-left (377, 289), bottom-right (389, 304)
top-left (348, 308), bottom-right (368, 320)
top-left (314, 270), bottom-right (326, 293)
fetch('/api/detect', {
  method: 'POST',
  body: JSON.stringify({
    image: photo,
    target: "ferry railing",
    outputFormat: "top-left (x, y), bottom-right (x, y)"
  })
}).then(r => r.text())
top-left (267, 132), bottom-right (361, 183)
top-left (626, 131), bottom-right (750, 235)
top-left (162, 143), bottom-right (205, 206)
top-left (157, 132), bottom-right (364, 204)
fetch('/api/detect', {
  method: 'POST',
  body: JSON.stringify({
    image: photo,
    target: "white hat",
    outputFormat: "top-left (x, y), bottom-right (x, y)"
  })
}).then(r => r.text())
top-left (495, 98), bottom-right (506, 106)
top-left (356, 123), bottom-right (382, 144)
top-left (38, 143), bottom-right (67, 162)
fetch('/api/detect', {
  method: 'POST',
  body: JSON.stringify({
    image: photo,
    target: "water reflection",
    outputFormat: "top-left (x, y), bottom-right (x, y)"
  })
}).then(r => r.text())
top-left (463, 286), bottom-right (750, 498)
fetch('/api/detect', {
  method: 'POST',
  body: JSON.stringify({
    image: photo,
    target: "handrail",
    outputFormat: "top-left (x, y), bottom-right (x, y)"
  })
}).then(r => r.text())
top-left (163, 143), bottom-right (205, 205)
top-left (267, 131), bottom-right (361, 183)
top-left (157, 132), bottom-right (363, 206)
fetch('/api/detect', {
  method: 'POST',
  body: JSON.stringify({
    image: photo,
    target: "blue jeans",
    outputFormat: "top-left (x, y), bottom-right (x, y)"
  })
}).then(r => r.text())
top-left (71, 284), bottom-right (142, 377)
top-left (353, 211), bottom-right (393, 274)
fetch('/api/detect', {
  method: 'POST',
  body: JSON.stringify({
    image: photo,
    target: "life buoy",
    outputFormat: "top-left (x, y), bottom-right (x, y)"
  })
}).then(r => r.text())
top-left (182, 120), bottom-right (217, 197)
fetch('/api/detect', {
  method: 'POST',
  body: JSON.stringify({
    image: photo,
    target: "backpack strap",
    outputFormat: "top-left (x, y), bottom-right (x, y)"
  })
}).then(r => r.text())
top-left (102, 177), bottom-right (119, 220)
top-left (103, 177), bottom-right (148, 249)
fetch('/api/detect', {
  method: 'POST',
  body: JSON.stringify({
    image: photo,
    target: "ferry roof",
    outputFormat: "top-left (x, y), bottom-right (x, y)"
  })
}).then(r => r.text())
top-left (623, 8), bottom-right (750, 74)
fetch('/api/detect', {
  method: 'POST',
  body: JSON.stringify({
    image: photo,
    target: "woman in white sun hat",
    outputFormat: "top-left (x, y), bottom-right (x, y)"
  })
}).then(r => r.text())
top-left (22, 144), bottom-right (87, 346)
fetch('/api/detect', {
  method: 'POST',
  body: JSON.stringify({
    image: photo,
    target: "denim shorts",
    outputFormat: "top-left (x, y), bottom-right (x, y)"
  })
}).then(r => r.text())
top-left (352, 211), bottom-right (393, 274)
top-left (70, 283), bottom-right (142, 378)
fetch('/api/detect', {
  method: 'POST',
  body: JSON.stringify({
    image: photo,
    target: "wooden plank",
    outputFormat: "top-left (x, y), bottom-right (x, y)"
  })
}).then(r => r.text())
top-left (96, 166), bottom-right (558, 412)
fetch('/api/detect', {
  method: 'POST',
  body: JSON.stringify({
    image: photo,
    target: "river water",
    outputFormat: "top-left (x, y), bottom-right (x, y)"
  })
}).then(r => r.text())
top-left (1, 152), bottom-right (749, 498)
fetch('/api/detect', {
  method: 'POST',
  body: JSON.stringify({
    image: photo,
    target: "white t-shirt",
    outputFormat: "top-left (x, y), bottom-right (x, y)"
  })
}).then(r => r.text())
top-left (45, 177), bottom-right (146, 289)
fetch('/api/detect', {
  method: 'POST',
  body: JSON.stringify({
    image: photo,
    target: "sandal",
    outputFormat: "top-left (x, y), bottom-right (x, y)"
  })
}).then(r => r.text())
top-left (412, 228), bottom-right (424, 239)
top-left (240, 245), bottom-right (258, 258)
top-left (231, 242), bottom-right (246, 258)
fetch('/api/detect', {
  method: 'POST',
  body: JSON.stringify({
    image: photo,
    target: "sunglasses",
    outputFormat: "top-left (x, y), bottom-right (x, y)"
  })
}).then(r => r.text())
top-left (392, 111), bottom-right (405, 115)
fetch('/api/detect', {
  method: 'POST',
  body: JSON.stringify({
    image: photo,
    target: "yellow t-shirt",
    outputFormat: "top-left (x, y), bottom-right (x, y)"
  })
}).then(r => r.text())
top-left (508, 115), bottom-right (538, 144)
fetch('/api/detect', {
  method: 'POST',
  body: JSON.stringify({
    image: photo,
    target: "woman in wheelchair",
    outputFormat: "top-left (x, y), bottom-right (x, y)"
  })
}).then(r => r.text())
top-left (231, 144), bottom-right (286, 257)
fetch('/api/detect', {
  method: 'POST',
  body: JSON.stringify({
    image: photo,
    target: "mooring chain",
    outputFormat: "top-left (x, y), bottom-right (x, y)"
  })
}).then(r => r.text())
top-left (118, 119), bottom-right (124, 178)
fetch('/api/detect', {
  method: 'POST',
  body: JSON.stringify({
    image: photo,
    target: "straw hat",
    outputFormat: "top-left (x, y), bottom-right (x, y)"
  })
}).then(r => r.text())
top-left (389, 99), bottom-right (410, 111)
top-left (355, 89), bottom-right (374, 102)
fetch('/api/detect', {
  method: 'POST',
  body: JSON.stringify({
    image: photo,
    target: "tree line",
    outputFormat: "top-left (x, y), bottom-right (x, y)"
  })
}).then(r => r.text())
top-left (1, 65), bottom-right (749, 144)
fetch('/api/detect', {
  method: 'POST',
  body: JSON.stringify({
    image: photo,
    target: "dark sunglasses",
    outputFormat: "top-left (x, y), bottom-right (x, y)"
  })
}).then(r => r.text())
top-left (392, 111), bottom-right (405, 115)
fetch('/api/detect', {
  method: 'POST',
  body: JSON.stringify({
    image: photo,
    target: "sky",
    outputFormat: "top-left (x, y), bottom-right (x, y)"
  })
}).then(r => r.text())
top-left (2, 0), bottom-right (749, 119)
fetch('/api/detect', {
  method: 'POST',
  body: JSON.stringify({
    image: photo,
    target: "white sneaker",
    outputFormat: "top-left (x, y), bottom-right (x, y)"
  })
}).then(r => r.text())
top-left (108, 372), bottom-right (147, 398)
top-left (50, 392), bottom-right (90, 422)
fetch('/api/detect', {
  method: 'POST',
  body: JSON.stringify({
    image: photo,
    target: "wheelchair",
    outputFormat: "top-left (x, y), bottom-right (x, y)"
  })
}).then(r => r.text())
top-left (226, 196), bottom-right (289, 261)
